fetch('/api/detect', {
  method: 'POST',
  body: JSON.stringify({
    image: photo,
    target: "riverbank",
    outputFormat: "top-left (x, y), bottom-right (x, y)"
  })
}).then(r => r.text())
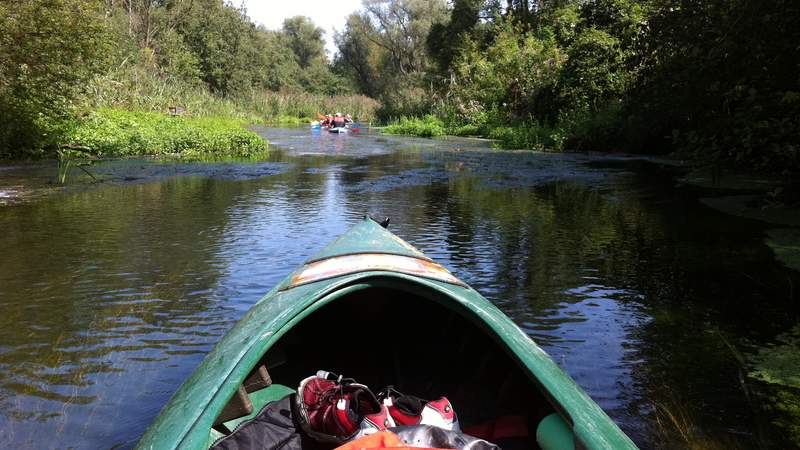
top-left (381, 115), bottom-right (575, 151)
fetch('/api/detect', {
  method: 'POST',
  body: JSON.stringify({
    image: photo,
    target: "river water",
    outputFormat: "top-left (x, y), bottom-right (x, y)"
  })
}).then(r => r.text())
top-left (0, 127), bottom-right (797, 448)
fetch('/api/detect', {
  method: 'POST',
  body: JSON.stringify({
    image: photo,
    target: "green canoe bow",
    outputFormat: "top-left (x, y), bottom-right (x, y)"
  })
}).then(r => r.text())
top-left (137, 216), bottom-right (637, 450)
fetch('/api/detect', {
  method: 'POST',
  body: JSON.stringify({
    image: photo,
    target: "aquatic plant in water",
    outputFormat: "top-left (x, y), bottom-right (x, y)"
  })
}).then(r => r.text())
top-left (747, 325), bottom-right (800, 444)
top-left (66, 109), bottom-right (268, 159)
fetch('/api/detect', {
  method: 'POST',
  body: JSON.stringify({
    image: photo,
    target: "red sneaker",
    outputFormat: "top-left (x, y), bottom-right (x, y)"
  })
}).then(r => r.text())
top-left (295, 371), bottom-right (394, 443)
top-left (379, 387), bottom-right (459, 431)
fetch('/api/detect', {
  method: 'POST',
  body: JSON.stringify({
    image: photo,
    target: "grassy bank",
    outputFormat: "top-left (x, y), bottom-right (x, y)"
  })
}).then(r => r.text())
top-left (65, 109), bottom-right (267, 159)
top-left (381, 115), bottom-right (566, 150)
top-left (59, 65), bottom-right (382, 158)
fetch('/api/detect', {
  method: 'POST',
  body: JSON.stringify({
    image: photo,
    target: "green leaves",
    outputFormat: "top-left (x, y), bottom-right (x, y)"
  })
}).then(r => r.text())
top-left (383, 115), bottom-right (446, 137)
top-left (66, 109), bottom-right (268, 158)
top-left (749, 325), bottom-right (800, 389)
top-left (0, 0), bottom-right (111, 157)
top-left (747, 325), bottom-right (800, 445)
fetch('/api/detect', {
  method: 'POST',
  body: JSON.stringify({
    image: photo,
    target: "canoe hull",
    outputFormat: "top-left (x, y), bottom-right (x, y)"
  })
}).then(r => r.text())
top-left (137, 217), bottom-right (637, 450)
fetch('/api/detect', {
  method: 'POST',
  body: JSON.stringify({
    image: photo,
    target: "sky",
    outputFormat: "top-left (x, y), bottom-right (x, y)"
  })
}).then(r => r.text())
top-left (234, 0), bottom-right (364, 57)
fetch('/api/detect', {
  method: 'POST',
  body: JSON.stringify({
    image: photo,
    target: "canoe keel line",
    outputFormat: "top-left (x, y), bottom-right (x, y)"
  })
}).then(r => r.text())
top-left (137, 216), bottom-right (637, 450)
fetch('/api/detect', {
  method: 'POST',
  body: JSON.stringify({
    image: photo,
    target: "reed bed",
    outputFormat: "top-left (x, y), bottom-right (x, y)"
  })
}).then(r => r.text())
top-left (85, 66), bottom-right (380, 124)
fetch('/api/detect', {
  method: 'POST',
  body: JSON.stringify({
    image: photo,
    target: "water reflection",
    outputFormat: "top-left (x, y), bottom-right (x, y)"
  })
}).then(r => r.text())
top-left (0, 127), bottom-right (796, 448)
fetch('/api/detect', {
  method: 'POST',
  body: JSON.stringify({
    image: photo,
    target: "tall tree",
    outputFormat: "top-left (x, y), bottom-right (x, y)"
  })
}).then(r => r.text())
top-left (0, 0), bottom-right (111, 156)
top-left (282, 16), bottom-right (327, 69)
top-left (361, 0), bottom-right (448, 75)
top-left (427, 0), bottom-right (483, 72)
top-left (334, 13), bottom-right (385, 97)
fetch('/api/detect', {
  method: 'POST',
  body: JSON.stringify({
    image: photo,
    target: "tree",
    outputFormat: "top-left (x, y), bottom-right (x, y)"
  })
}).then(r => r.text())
top-left (361, 0), bottom-right (448, 75)
top-left (0, 0), bottom-right (111, 157)
top-left (282, 16), bottom-right (327, 69)
top-left (427, 0), bottom-right (482, 72)
top-left (334, 13), bottom-right (385, 97)
top-left (335, 0), bottom-right (448, 118)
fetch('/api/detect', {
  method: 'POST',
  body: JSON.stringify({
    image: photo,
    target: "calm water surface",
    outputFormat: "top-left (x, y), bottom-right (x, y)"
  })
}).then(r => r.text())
top-left (0, 128), bottom-right (797, 448)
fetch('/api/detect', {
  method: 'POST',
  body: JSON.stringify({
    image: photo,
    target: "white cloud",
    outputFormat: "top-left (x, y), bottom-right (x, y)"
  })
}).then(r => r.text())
top-left (234, 0), bottom-right (363, 56)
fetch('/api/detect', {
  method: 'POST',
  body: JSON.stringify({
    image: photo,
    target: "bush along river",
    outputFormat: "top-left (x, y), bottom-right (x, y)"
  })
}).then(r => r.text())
top-left (0, 127), bottom-right (798, 449)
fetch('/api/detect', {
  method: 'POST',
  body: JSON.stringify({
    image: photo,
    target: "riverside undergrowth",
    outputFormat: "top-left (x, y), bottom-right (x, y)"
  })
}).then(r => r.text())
top-left (88, 65), bottom-right (381, 125)
top-left (66, 109), bottom-right (268, 159)
top-left (381, 115), bottom-right (567, 151)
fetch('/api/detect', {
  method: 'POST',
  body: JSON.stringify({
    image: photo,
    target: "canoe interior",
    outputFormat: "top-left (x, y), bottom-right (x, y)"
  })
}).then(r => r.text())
top-left (209, 282), bottom-right (567, 449)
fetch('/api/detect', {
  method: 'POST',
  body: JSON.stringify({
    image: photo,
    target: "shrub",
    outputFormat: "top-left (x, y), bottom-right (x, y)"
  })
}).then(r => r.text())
top-left (449, 124), bottom-right (481, 136)
top-left (487, 124), bottom-right (560, 150)
top-left (383, 116), bottom-right (446, 138)
top-left (66, 109), bottom-right (268, 158)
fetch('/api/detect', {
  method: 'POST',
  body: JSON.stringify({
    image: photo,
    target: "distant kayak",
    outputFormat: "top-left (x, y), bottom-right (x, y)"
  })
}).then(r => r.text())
top-left (310, 118), bottom-right (359, 133)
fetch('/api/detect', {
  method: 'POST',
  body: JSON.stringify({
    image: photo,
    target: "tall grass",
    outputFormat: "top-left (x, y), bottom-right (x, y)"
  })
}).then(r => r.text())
top-left (85, 65), bottom-right (251, 120)
top-left (84, 64), bottom-right (381, 124)
top-left (240, 90), bottom-right (380, 124)
top-left (651, 398), bottom-right (741, 450)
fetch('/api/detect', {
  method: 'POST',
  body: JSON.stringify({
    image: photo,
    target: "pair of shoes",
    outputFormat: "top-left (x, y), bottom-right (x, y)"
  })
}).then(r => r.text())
top-left (295, 370), bottom-right (458, 444)
top-left (379, 386), bottom-right (457, 430)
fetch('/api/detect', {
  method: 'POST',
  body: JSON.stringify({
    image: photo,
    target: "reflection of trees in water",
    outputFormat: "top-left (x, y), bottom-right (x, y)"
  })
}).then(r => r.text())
top-left (337, 170), bottom-right (798, 448)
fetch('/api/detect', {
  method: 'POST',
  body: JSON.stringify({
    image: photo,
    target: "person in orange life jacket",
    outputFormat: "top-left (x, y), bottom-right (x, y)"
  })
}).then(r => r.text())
top-left (332, 113), bottom-right (346, 128)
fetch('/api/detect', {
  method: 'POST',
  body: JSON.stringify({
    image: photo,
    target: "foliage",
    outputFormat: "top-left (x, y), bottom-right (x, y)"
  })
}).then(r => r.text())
top-left (334, 0), bottom-right (448, 120)
top-left (413, 0), bottom-right (800, 170)
top-left (629, 0), bottom-right (800, 170)
top-left (123, 0), bottom-right (342, 96)
top-left (749, 325), bottom-right (800, 389)
top-left (0, 0), bottom-right (375, 159)
top-left (450, 124), bottom-right (481, 137)
top-left (0, 0), bottom-right (111, 158)
top-left (427, 0), bottom-right (483, 72)
top-left (383, 116), bottom-right (446, 138)
top-left (488, 124), bottom-right (561, 151)
top-left (282, 16), bottom-right (326, 69)
top-left (444, 20), bottom-right (565, 127)
top-left (243, 91), bottom-right (381, 123)
top-left (66, 109), bottom-right (267, 158)
top-left (556, 28), bottom-right (627, 117)
top-left (747, 325), bottom-right (800, 445)
top-left (5, 0), bottom-right (799, 170)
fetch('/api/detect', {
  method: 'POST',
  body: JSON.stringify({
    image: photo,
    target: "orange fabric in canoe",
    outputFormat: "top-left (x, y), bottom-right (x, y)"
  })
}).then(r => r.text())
top-left (335, 431), bottom-right (447, 450)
